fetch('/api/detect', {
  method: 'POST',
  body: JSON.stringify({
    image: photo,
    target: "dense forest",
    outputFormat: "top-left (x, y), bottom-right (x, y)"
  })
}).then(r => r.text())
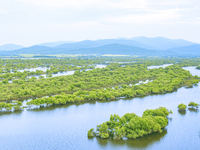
top-left (0, 57), bottom-right (200, 111)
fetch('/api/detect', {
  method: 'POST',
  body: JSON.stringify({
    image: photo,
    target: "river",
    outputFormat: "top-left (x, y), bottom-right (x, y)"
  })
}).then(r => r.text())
top-left (0, 66), bottom-right (199, 150)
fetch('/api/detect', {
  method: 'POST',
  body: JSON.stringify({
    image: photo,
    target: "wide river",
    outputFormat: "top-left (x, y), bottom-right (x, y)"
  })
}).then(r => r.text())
top-left (0, 66), bottom-right (200, 150)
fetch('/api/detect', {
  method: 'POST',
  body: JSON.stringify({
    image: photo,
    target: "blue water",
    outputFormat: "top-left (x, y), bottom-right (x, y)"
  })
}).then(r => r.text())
top-left (0, 66), bottom-right (199, 150)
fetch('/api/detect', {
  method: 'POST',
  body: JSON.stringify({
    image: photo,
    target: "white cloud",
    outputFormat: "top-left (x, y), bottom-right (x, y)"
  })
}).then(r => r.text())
top-left (15, 0), bottom-right (149, 10)
top-left (105, 0), bottom-right (147, 9)
top-left (0, 0), bottom-right (199, 45)
top-left (0, 9), bottom-right (9, 15)
top-left (105, 8), bottom-right (183, 24)
top-left (15, 0), bottom-right (97, 8)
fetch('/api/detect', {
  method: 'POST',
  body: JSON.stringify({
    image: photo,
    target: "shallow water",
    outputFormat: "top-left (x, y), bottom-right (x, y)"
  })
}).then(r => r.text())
top-left (147, 64), bottom-right (173, 69)
top-left (16, 67), bottom-right (50, 73)
top-left (0, 66), bottom-right (200, 150)
top-left (182, 66), bottom-right (200, 76)
top-left (7, 64), bottom-right (107, 82)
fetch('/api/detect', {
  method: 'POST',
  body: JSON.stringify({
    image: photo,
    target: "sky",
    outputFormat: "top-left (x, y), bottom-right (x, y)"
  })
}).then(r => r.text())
top-left (0, 0), bottom-right (200, 46)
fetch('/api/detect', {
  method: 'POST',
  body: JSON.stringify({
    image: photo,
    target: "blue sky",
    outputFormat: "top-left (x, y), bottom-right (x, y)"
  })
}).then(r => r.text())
top-left (0, 0), bottom-right (200, 46)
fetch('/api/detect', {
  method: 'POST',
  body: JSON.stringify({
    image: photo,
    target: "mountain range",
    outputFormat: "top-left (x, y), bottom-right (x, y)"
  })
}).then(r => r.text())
top-left (0, 44), bottom-right (24, 51)
top-left (0, 37), bottom-right (199, 57)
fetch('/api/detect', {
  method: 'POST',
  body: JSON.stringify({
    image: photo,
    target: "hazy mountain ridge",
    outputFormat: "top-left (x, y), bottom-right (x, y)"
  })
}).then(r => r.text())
top-left (0, 44), bottom-right (24, 51)
top-left (165, 44), bottom-right (200, 56)
top-left (38, 41), bottom-right (75, 47)
top-left (0, 37), bottom-right (198, 57)
top-left (131, 37), bottom-right (195, 50)
top-left (0, 43), bottom-right (174, 56)
top-left (55, 39), bottom-right (154, 50)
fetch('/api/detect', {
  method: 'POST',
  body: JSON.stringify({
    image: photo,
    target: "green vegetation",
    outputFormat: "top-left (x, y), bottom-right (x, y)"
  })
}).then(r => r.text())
top-left (0, 102), bottom-right (13, 111)
top-left (0, 57), bottom-right (199, 112)
top-left (178, 103), bottom-right (187, 111)
top-left (25, 64), bottom-right (198, 107)
top-left (196, 66), bottom-right (200, 70)
top-left (0, 100), bottom-right (23, 111)
top-left (188, 101), bottom-right (199, 108)
top-left (88, 107), bottom-right (172, 140)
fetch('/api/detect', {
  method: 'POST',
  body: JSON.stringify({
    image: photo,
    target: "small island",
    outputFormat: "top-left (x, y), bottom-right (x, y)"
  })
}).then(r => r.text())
top-left (188, 101), bottom-right (199, 109)
top-left (196, 66), bottom-right (200, 70)
top-left (88, 107), bottom-right (172, 140)
top-left (178, 103), bottom-right (187, 111)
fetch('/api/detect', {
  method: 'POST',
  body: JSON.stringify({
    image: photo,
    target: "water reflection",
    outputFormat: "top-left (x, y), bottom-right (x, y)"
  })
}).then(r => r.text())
top-left (188, 108), bottom-right (199, 113)
top-left (0, 110), bottom-right (22, 117)
top-left (96, 130), bottom-right (167, 149)
top-left (178, 110), bottom-right (186, 115)
top-left (27, 101), bottom-right (97, 112)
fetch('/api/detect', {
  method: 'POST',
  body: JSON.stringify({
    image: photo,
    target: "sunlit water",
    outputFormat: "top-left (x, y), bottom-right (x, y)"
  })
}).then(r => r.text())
top-left (16, 67), bottom-right (50, 73)
top-left (147, 64), bottom-right (173, 69)
top-left (0, 66), bottom-right (199, 150)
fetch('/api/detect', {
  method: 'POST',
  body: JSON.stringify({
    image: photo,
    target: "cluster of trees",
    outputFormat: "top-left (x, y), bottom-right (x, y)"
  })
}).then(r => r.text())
top-left (178, 103), bottom-right (187, 111)
top-left (178, 101), bottom-right (199, 111)
top-left (88, 107), bottom-right (172, 140)
top-left (0, 57), bottom-right (200, 113)
top-left (0, 70), bottom-right (44, 81)
top-left (0, 100), bottom-right (22, 111)
top-left (196, 66), bottom-right (200, 70)
top-left (188, 101), bottom-right (199, 108)
top-left (0, 59), bottom-right (98, 82)
top-left (1, 57), bottom-right (200, 83)
top-left (0, 57), bottom-right (200, 103)
top-left (1, 57), bottom-right (200, 72)
top-left (0, 57), bottom-right (140, 74)
top-left (25, 65), bottom-right (199, 108)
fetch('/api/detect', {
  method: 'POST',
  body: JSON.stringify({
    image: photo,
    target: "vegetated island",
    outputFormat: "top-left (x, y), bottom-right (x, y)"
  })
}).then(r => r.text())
top-left (88, 107), bottom-right (172, 140)
top-left (1, 57), bottom-right (200, 102)
top-left (188, 101), bottom-right (199, 108)
top-left (196, 66), bottom-right (200, 70)
top-left (0, 57), bottom-right (200, 113)
top-left (178, 103), bottom-right (187, 111)
top-left (177, 102), bottom-right (199, 112)
top-left (25, 65), bottom-right (198, 109)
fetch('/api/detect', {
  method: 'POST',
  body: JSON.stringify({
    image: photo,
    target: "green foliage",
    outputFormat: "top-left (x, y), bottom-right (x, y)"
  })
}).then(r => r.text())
top-left (87, 128), bottom-right (95, 137)
top-left (0, 102), bottom-right (13, 111)
top-left (25, 64), bottom-right (196, 108)
top-left (178, 103), bottom-right (187, 110)
top-left (88, 107), bottom-right (171, 140)
top-left (2, 79), bottom-right (8, 84)
top-left (188, 101), bottom-right (199, 108)
top-left (196, 66), bottom-right (200, 70)
top-left (0, 57), bottom-right (199, 104)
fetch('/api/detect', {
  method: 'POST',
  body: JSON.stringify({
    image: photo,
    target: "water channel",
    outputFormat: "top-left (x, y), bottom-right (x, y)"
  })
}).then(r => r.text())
top-left (6, 64), bottom-right (107, 83)
top-left (0, 66), bottom-right (199, 150)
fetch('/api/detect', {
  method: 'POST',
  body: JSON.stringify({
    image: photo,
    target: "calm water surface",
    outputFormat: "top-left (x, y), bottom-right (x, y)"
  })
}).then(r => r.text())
top-left (147, 64), bottom-right (173, 69)
top-left (0, 66), bottom-right (200, 150)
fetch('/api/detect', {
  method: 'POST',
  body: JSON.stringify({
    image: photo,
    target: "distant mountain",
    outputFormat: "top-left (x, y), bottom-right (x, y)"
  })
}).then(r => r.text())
top-left (38, 41), bottom-right (74, 47)
top-left (66, 43), bottom-right (157, 55)
top-left (165, 44), bottom-right (200, 56)
top-left (0, 44), bottom-right (24, 51)
top-left (131, 37), bottom-right (195, 50)
top-left (1, 43), bottom-right (174, 56)
top-left (10, 45), bottom-right (53, 54)
top-left (0, 37), bottom-right (199, 57)
top-left (55, 39), bottom-right (154, 50)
